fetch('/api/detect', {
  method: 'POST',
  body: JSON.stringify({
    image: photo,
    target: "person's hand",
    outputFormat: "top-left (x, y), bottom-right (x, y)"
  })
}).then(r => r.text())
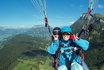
top-left (52, 34), bottom-right (59, 40)
top-left (74, 33), bottom-right (79, 40)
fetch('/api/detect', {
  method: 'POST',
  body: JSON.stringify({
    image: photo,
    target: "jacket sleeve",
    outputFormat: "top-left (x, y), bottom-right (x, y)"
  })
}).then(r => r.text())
top-left (73, 39), bottom-right (89, 51)
top-left (47, 40), bottom-right (59, 54)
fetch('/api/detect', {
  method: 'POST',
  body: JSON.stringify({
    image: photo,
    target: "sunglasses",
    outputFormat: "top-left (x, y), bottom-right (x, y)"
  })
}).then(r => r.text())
top-left (62, 32), bottom-right (70, 35)
top-left (53, 32), bottom-right (59, 35)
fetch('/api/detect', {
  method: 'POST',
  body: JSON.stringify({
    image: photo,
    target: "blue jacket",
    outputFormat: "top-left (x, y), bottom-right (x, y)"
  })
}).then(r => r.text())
top-left (47, 39), bottom-right (89, 66)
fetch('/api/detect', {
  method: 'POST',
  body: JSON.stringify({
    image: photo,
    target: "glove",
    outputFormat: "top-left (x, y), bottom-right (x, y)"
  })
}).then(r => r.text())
top-left (70, 34), bottom-right (75, 39)
top-left (70, 34), bottom-right (79, 41)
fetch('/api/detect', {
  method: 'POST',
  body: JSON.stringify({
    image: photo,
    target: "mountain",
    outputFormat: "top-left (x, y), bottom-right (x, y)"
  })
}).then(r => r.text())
top-left (0, 25), bottom-right (52, 43)
top-left (24, 25), bottom-right (52, 39)
top-left (0, 34), bottom-right (53, 70)
top-left (1, 13), bottom-right (104, 70)
top-left (0, 24), bottom-right (54, 70)
top-left (71, 13), bottom-right (104, 70)
top-left (71, 13), bottom-right (104, 34)
top-left (0, 26), bottom-right (30, 43)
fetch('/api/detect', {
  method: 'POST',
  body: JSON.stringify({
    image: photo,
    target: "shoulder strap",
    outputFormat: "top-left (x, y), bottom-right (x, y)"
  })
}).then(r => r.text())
top-left (55, 41), bottom-right (63, 56)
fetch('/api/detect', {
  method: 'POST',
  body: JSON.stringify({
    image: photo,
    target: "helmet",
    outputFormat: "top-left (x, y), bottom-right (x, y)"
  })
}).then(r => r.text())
top-left (61, 26), bottom-right (72, 33)
top-left (53, 27), bottom-right (61, 35)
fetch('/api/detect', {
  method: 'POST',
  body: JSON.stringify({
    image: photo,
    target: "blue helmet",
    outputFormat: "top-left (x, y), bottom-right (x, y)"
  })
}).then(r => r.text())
top-left (61, 26), bottom-right (72, 33)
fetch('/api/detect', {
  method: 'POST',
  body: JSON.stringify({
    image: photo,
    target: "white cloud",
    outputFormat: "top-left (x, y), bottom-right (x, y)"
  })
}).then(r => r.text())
top-left (68, 21), bottom-right (75, 26)
top-left (37, 21), bottom-right (44, 24)
top-left (97, 4), bottom-right (104, 8)
top-left (18, 25), bottom-right (32, 28)
top-left (0, 25), bottom-right (32, 29)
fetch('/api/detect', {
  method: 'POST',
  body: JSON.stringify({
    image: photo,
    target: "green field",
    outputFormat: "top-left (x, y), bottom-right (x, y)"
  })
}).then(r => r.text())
top-left (12, 56), bottom-right (54, 70)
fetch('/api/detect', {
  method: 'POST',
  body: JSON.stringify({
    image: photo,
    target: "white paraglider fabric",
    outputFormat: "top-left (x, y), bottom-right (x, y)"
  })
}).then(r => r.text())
top-left (71, 62), bottom-right (83, 70)
top-left (82, 61), bottom-right (89, 70)
top-left (57, 65), bottom-right (68, 70)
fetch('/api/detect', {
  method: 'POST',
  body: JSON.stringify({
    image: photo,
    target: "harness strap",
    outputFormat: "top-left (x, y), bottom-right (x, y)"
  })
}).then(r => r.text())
top-left (62, 50), bottom-right (75, 70)
top-left (53, 41), bottom-right (84, 70)
top-left (79, 51), bottom-right (85, 62)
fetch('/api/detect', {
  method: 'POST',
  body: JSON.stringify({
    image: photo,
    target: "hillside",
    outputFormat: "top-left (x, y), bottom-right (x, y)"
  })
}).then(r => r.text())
top-left (0, 34), bottom-right (53, 70)
top-left (71, 13), bottom-right (104, 70)
top-left (0, 14), bottom-right (104, 70)
top-left (0, 25), bottom-right (52, 50)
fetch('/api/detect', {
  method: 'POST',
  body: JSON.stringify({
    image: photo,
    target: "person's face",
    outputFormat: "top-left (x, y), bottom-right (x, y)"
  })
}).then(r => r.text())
top-left (53, 33), bottom-right (59, 38)
top-left (62, 32), bottom-right (70, 41)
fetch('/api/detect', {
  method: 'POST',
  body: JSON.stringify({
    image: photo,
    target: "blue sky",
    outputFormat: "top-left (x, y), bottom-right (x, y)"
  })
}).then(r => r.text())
top-left (0, 0), bottom-right (104, 28)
